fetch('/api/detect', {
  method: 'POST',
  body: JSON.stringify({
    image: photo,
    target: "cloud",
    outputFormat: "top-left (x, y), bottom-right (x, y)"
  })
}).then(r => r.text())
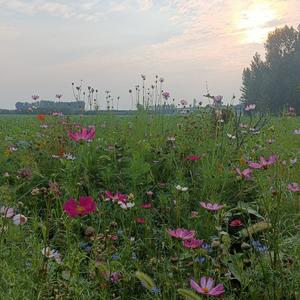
top-left (138, 0), bottom-right (153, 11)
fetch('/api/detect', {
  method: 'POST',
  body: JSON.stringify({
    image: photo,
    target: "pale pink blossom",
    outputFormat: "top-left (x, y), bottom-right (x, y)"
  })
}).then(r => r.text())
top-left (200, 202), bottom-right (223, 211)
top-left (166, 228), bottom-right (196, 240)
top-left (190, 276), bottom-right (225, 297)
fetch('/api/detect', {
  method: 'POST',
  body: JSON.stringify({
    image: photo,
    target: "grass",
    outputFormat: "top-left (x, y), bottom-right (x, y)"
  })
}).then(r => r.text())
top-left (0, 110), bottom-right (299, 300)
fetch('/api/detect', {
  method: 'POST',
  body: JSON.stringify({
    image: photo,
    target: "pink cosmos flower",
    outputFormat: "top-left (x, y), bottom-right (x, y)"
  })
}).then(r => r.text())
top-left (0, 206), bottom-right (14, 218)
top-left (183, 239), bottom-right (204, 249)
top-left (180, 99), bottom-right (188, 106)
top-left (213, 95), bottom-right (223, 103)
top-left (288, 183), bottom-right (300, 193)
top-left (245, 104), bottom-right (256, 111)
top-left (63, 196), bottom-right (96, 217)
top-left (186, 155), bottom-right (201, 161)
top-left (68, 127), bottom-right (95, 142)
top-left (266, 139), bottom-right (275, 144)
top-left (162, 91), bottom-right (170, 100)
top-left (229, 219), bottom-right (243, 227)
top-left (200, 202), bottom-right (223, 211)
top-left (190, 276), bottom-right (225, 297)
top-left (248, 155), bottom-right (277, 169)
top-left (236, 168), bottom-right (252, 180)
top-left (104, 192), bottom-right (128, 203)
top-left (146, 191), bottom-right (154, 197)
top-left (166, 228), bottom-right (196, 240)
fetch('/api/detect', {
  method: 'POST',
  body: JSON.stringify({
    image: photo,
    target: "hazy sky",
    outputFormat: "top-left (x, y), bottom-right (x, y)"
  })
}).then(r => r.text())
top-left (0, 0), bottom-right (299, 109)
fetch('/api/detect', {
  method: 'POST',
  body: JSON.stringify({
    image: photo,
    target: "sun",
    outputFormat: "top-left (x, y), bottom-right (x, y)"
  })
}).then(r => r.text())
top-left (237, 2), bottom-right (278, 44)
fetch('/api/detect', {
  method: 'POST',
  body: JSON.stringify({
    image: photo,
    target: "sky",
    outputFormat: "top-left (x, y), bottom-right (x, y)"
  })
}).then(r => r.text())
top-left (0, 0), bottom-right (299, 109)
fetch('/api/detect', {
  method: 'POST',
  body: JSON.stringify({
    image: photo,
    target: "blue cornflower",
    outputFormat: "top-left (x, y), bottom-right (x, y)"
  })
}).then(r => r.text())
top-left (112, 253), bottom-right (121, 260)
top-left (117, 229), bottom-right (124, 236)
top-left (193, 256), bottom-right (206, 263)
top-left (151, 287), bottom-right (161, 294)
top-left (80, 242), bottom-right (93, 252)
top-left (251, 240), bottom-right (268, 253)
top-left (201, 242), bottom-right (212, 252)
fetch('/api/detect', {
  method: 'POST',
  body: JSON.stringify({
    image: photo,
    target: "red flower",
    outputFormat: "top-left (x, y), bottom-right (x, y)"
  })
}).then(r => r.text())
top-left (135, 217), bottom-right (145, 224)
top-left (229, 219), bottom-right (243, 227)
top-left (36, 114), bottom-right (46, 121)
top-left (140, 203), bottom-right (152, 209)
top-left (63, 196), bottom-right (97, 217)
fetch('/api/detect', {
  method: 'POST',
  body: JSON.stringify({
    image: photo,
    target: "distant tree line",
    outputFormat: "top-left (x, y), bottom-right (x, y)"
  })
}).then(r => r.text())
top-left (241, 25), bottom-right (300, 113)
top-left (15, 100), bottom-right (85, 114)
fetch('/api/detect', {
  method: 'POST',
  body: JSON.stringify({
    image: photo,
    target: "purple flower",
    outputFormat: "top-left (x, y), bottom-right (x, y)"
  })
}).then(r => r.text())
top-left (190, 276), bottom-right (225, 297)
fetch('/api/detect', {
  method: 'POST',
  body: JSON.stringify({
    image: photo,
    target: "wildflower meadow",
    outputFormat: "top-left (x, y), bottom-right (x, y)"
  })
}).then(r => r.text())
top-left (0, 107), bottom-right (299, 300)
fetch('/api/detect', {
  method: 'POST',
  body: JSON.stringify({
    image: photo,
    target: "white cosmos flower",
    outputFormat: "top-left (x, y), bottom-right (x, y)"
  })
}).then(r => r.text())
top-left (63, 153), bottom-right (76, 160)
top-left (13, 214), bottom-right (28, 225)
top-left (42, 247), bottom-right (62, 264)
top-left (227, 134), bottom-right (236, 139)
top-left (176, 185), bottom-right (188, 192)
top-left (119, 202), bottom-right (135, 209)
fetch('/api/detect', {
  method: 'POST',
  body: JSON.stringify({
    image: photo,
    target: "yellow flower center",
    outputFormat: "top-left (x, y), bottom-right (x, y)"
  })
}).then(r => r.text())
top-left (203, 288), bottom-right (209, 293)
top-left (76, 206), bottom-right (85, 213)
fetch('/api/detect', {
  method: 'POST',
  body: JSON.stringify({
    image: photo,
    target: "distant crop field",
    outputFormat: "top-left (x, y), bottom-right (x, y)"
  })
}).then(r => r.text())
top-left (0, 111), bottom-right (299, 300)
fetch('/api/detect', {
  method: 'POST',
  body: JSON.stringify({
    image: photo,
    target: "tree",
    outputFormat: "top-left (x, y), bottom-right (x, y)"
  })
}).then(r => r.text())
top-left (241, 25), bottom-right (300, 113)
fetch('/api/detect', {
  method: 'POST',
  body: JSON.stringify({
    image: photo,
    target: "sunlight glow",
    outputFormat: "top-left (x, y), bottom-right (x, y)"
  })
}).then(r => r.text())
top-left (237, 2), bottom-right (278, 44)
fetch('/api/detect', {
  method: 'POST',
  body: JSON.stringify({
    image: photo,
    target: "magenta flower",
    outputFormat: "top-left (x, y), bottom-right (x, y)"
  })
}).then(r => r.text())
top-left (166, 228), bottom-right (196, 240)
top-left (248, 155), bottom-right (277, 169)
top-left (236, 168), bottom-right (252, 180)
top-left (190, 277), bottom-right (224, 297)
top-left (68, 127), bottom-right (95, 142)
top-left (63, 196), bottom-right (97, 217)
top-left (200, 202), bottom-right (223, 211)
top-left (288, 183), bottom-right (300, 193)
top-left (183, 239), bottom-right (204, 249)
top-left (186, 155), bottom-right (201, 161)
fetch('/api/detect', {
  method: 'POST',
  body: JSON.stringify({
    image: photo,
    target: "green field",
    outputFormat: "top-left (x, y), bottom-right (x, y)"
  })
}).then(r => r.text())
top-left (0, 111), bottom-right (299, 300)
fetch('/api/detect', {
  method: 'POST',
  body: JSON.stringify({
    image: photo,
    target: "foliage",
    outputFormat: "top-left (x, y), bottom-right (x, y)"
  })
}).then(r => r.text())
top-left (241, 25), bottom-right (300, 113)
